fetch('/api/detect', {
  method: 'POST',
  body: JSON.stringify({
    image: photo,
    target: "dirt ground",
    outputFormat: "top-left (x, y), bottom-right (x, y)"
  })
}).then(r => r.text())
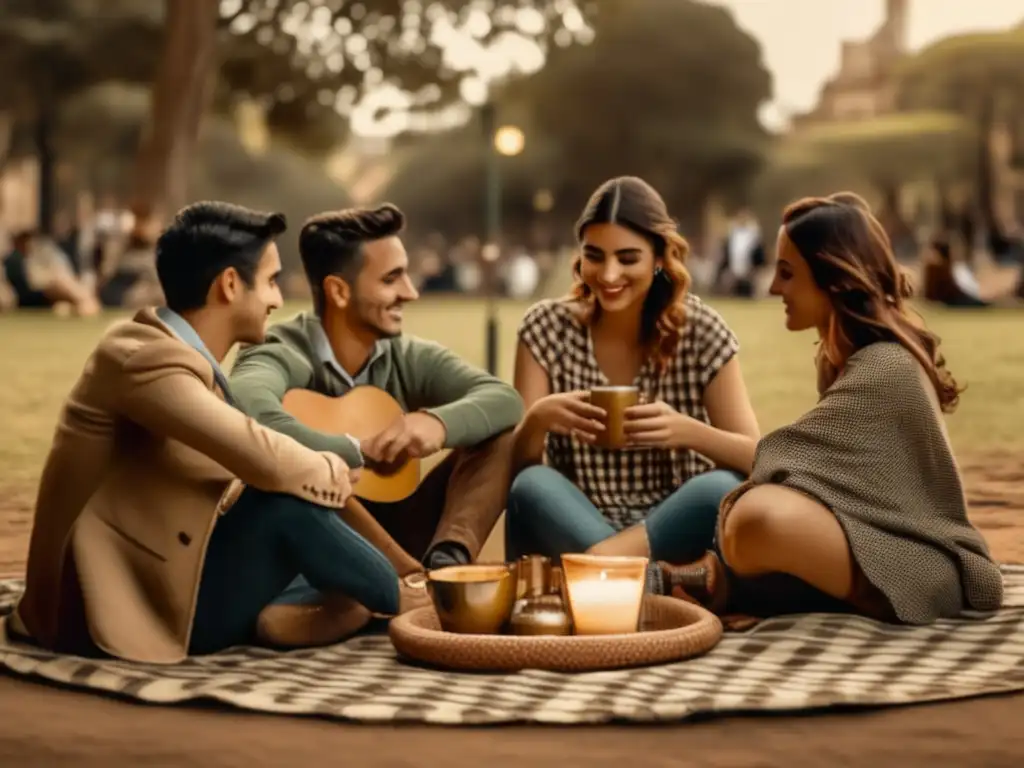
top-left (0, 452), bottom-right (1022, 766)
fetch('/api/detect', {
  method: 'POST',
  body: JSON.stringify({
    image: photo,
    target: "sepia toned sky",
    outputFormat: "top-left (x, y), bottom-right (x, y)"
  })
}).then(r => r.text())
top-left (348, 0), bottom-right (1023, 138)
top-left (713, 0), bottom-right (1024, 129)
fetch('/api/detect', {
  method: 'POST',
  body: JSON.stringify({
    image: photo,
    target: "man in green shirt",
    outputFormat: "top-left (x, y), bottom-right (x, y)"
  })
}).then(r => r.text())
top-left (231, 203), bottom-right (523, 577)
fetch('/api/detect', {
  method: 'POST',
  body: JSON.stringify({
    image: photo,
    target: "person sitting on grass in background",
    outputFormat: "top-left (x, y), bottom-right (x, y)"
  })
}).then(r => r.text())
top-left (2, 229), bottom-right (100, 316)
top-left (921, 237), bottom-right (989, 308)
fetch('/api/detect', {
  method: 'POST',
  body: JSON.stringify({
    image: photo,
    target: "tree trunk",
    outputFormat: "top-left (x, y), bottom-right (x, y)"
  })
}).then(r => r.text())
top-left (0, 112), bottom-right (11, 226)
top-left (131, 0), bottom-right (220, 222)
top-left (35, 97), bottom-right (57, 236)
top-left (0, 112), bottom-right (12, 171)
top-left (975, 95), bottom-right (997, 248)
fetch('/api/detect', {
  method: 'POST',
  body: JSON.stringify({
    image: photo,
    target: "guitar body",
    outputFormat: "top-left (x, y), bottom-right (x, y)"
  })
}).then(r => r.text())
top-left (282, 386), bottom-right (422, 503)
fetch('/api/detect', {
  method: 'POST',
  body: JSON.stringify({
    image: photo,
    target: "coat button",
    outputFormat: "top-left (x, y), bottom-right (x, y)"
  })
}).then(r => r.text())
top-left (178, 532), bottom-right (192, 546)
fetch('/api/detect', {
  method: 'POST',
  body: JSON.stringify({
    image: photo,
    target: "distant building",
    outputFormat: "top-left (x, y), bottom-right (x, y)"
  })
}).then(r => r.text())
top-left (791, 0), bottom-right (909, 128)
top-left (790, 0), bottom-right (1023, 233)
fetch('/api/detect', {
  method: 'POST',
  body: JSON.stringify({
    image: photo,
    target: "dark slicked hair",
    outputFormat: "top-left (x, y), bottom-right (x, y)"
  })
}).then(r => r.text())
top-left (156, 201), bottom-right (286, 312)
top-left (299, 203), bottom-right (405, 315)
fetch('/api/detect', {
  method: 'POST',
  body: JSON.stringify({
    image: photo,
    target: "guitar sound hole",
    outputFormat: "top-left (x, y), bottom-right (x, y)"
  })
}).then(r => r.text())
top-left (365, 457), bottom-right (407, 476)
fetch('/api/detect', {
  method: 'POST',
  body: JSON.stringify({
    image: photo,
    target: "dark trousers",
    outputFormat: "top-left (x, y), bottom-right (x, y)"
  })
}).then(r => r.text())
top-left (189, 487), bottom-right (400, 655)
top-left (363, 431), bottom-right (514, 563)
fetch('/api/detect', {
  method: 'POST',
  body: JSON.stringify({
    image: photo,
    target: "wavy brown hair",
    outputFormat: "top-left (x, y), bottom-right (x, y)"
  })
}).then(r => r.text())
top-left (567, 176), bottom-right (692, 373)
top-left (782, 192), bottom-right (963, 412)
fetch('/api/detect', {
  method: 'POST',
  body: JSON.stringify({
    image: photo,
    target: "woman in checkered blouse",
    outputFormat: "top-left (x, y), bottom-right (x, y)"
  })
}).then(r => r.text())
top-left (505, 176), bottom-right (761, 574)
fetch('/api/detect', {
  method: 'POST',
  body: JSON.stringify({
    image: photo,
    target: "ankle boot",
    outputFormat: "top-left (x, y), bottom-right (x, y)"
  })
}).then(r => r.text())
top-left (369, 571), bottom-right (432, 619)
top-left (398, 571), bottom-right (432, 614)
top-left (658, 550), bottom-right (729, 614)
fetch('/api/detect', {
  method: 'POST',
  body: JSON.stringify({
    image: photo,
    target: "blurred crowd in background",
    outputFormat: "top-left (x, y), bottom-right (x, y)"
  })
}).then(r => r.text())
top-left (2, 0), bottom-right (1024, 316)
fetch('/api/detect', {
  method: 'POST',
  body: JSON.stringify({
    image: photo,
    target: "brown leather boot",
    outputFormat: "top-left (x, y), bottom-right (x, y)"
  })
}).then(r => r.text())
top-left (658, 550), bottom-right (729, 614)
top-left (256, 594), bottom-right (372, 648)
top-left (847, 567), bottom-right (897, 622)
top-left (369, 571), bottom-right (433, 619)
top-left (398, 572), bottom-right (433, 614)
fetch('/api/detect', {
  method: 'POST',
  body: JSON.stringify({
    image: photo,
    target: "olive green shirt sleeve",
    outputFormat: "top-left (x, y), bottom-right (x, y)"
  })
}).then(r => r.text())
top-left (229, 344), bottom-right (364, 467)
top-left (403, 339), bottom-right (524, 448)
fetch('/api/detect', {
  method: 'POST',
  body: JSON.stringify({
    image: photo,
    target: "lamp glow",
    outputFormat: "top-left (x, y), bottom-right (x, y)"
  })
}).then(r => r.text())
top-left (493, 125), bottom-right (525, 157)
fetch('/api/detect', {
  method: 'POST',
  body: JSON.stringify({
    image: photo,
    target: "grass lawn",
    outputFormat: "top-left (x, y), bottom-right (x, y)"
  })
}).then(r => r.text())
top-left (1, 296), bottom-right (1023, 570)
top-left (3, 297), bottom-right (1023, 491)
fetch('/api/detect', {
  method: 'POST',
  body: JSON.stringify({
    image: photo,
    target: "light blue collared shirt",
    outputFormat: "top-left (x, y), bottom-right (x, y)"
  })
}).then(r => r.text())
top-left (308, 318), bottom-right (387, 391)
top-left (156, 307), bottom-right (235, 406)
top-left (306, 318), bottom-right (388, 461)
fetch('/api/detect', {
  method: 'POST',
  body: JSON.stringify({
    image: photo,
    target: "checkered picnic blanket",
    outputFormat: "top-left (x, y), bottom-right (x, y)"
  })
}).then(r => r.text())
top-left (1, 568), bottom-right (1023, 725)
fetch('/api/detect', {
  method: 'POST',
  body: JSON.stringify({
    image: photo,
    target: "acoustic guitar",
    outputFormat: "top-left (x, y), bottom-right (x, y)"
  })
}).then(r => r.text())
top-left (282, 386), bottom-right (422, 503)
top-left (283, 386), bottom-right (425, 576)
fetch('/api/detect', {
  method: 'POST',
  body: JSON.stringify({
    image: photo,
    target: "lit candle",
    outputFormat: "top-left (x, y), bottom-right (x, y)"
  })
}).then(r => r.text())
top-left (561, 554), bottom-right (649, 635)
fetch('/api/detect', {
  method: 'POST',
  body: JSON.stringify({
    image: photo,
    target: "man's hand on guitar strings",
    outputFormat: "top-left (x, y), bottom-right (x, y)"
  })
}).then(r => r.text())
top-left (362, 411), bottom-right (448, 466)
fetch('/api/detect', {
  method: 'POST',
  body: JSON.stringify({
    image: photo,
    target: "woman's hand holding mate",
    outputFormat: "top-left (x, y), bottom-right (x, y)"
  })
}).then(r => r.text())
top-left (527, 391), bottom-right (607, 443)
top-left (623, 400), bottom-right (696, 449)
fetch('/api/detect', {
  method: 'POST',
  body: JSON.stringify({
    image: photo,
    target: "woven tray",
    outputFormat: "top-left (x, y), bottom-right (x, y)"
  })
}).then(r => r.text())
top-left (388, 595), bottom-right (723, 673)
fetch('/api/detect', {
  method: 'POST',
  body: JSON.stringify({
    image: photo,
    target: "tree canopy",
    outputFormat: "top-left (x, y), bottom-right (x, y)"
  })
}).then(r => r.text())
top-left (0, 0), bottom-right (163, 117)
top-left (796, 111), bottom-right (976, 188)
top-left (896, 29), bottom-right (1024, 116)
top-left (0, 0), bottom-right (597, 150)
top-left (217, 0), bottom-right (597, 150)
top-left (0, 0), bottom-right (598, 224)
top-left (503, 0), bottom-right (771, 213)
top-left (895, 28), bottom-right (1024, 228)
top-left (385, 0), bottom-right (774, 239)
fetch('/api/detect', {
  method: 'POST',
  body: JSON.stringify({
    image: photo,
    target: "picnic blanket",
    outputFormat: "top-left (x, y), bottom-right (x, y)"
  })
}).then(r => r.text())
top-left (1, 567), bottom-right (1023, 726)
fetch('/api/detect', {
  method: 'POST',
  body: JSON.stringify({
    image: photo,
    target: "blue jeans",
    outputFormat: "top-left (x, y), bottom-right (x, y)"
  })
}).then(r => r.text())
top-left (505, 465), bottom-right (743, 562)
top-left (189, 487), bottom-right (401, 655)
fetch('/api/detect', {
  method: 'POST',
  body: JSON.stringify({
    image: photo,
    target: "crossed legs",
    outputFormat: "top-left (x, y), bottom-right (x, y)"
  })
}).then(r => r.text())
top-left (505, 464), bottom-right (742, 562)
top-left (719, 484), bottom-right (855, 600)
top-left (190, 487), bottom-right (417, 655)
top-left (506, 467), bottom-right (892, 620)
top-left (713, 484), bottom-right (894, 619)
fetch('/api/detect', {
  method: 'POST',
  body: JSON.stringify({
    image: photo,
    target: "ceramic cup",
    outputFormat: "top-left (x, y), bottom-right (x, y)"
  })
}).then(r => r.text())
top-left (426, 563), bottom-right (517, 634)
top-left (589, 385), bottom-right (640, 449)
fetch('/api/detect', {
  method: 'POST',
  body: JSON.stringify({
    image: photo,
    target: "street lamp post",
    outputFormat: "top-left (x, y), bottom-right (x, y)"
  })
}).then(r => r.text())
top-left (480, 102), bottom-right (524, 376)
top-left (481, 103), bottom-right (501, 377)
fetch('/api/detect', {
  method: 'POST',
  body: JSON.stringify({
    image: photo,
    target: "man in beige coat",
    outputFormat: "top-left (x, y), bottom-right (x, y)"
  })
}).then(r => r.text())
top-left (10, 202), bottom-right (425, 665)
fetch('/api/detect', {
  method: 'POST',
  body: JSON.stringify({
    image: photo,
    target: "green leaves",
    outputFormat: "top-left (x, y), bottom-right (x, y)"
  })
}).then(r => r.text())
top-left (386, 0), bottom-right (774, 233)
top-left (217, 0), bottom-right (595, 146)
top-left (896, 29), bottom-right (1024, 115)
